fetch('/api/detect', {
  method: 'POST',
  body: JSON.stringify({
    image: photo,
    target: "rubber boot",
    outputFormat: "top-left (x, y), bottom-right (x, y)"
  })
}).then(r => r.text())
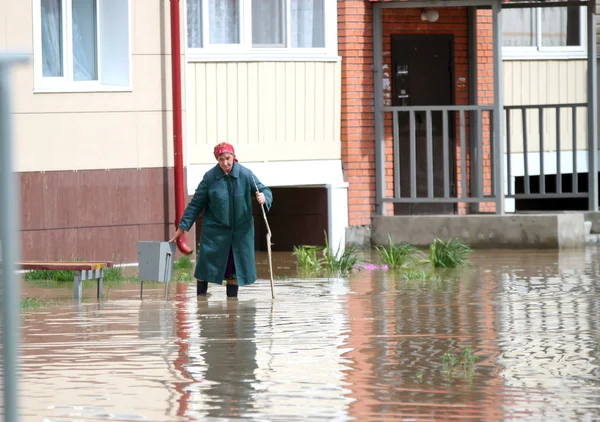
top-left (197, 280), bottom-right (208, 296)
top-left (226, 284), bottom-right (239, 298)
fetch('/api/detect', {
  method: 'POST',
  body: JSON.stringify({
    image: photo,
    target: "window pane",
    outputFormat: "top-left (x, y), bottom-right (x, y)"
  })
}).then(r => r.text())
top-left (291, 0), bottom-right (324, 48)
top-left (41, 0), bottom-right (64, 77)
top-left (502, 8), bottom-right (536, 47)
top-left (187, 0), bottom-right (202, 48)
top-left (209, 0), bottom-right (239, 44)
top-left (542, 6), bottom-right (581, 47)
top-left (72, 0), bottom-right (98, 81)
top-left (252, 0), bottom-right (285, 47)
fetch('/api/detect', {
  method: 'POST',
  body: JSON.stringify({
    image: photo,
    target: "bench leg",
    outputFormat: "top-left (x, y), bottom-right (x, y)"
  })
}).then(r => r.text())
top-left (97, 269), bottom-right (103, 300)
top-left (74, 271), bottom-right (82, 301)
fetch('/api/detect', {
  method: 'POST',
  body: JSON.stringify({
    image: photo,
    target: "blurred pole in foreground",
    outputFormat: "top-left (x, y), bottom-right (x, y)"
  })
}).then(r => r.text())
top-left (0, 54), bottom-right (27, 422)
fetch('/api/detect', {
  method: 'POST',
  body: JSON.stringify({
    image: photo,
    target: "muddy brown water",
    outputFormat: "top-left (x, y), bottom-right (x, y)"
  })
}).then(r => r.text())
top-left (14, 249), bottom-right (600, 421)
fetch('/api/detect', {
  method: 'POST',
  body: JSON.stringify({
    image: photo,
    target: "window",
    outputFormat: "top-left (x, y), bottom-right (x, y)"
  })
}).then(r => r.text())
top-left (33, 0), bottom-right (131, 92)
top-left (502, 6), bottom-right (586, 59)
top-left (186, 0), bottom-right (337, 61)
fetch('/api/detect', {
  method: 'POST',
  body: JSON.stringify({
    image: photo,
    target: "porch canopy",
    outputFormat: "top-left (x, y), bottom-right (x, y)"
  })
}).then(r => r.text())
top-left (369, 0), bottom-right (598, 215)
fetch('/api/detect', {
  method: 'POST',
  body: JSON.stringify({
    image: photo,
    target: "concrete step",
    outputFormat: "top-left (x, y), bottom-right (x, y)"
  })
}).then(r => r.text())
top-left (585, 234), bottom-right (600, 245)
top-left (585, 221), bottom-right (592, 236)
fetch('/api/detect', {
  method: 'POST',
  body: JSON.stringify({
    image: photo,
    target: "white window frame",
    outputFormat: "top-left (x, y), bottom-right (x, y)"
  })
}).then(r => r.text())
top-left (185, 0), bottom-right (339, 62)
top-left (32, 0), bottom-right (133, 93)
top-left (502, 6), bottom-right (587, 60)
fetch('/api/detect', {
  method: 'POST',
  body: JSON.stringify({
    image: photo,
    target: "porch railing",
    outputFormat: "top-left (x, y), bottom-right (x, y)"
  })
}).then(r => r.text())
top-left (504, 103), bottom-right (589, 200)
top-left (381, 105), bottom-right (498, 205)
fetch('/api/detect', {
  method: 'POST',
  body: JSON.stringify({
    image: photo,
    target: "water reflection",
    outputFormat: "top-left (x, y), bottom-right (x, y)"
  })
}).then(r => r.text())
top-left (185, 299), bottom-right (258, 419)
top-left (15, 249), bottom-right (600, 420)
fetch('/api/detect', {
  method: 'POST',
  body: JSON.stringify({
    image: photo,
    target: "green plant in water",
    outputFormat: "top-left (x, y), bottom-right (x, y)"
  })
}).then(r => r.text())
top-left (24, 269), bottom-right (74, 282)
top-left (174, 256), bottom-right (194, 271)
top-left (21, 297), bottom-right (52, 309)
top-left (428, 238), bottom-right (471, 268)
top-left (322, 232), bottom-right (361, 274)
top-left (402, 269), bottom-right (439, 281)
top-left (292, 245), bottom-right (323, 273)
top-left (442, 347), bottom-right (478, 380)
top-left (375, 235), bottom-right (420, 270)
top-left (442, 351), bottom-right (458, 369)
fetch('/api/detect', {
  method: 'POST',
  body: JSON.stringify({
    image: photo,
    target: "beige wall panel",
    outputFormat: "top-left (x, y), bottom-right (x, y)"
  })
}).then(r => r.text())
top-left (8, 0), bottom-right (186, 173)
top-left (503, 60), bottom-right (588, 154)
top-left (5, 0), bottom-right (31, 50)
top-left (187, 61), bottom-right (342, 164)
top-left (14, 110), bottom-right (176, 172)
top-left (136, 111), bottom-right (175, 168)
top-left (12, 54), bottom-right (174, 114)
top-left (237, 62), bottom-right (249, 145)
top-left (1, 0), bottom-right (6, 49)
top-left (133, 0), bottom-right (172, 55)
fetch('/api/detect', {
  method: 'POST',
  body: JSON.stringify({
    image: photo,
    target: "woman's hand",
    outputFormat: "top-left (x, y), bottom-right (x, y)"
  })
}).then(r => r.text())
top-left (169, 228), bottom-right (184, 243)
top-left (256, 191), bottom-right (266, 205)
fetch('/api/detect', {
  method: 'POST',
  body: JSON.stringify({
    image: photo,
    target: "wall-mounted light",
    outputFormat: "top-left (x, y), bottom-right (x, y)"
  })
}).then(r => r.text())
top-left (421, 9), bottom-right (439, 22)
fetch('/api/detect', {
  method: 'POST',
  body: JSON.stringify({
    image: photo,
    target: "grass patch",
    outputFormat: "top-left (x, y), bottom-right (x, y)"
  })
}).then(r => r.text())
top-left (442, 347), bottom-right (478, 380)
top-left (427, 238), bottom-right (471, 268)
top-left (21, 297), bottom-right (53, 308)
top-left (402, 269), bottom-right (439, 281)
top-left (174, 256), bottom-right (194, 271)
top-left (292, 245), bottom-right (323, 274)
top-left (375, 236), bottom-right (420, 270)
top-left (322, 232), bottom-right (361, 275)
top-left (24, 269), bottom-right (74, 282)
top-left (293, 233), bottom-right (361, 276)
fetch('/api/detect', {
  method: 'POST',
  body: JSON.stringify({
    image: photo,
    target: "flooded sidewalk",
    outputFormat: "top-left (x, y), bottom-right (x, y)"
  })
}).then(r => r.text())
top-left (18, 248), bottom-right (600, 421)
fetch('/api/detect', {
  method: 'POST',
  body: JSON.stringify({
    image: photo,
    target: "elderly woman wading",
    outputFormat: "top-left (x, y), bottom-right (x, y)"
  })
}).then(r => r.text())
top-left (169, 142), bottom-right (273, 298)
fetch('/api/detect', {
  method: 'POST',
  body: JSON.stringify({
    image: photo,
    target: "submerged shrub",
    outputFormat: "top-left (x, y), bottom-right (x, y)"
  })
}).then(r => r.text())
top-left (442, 347), bottom-right (478, 377)
top-left (375, 235), bottom-right (420, 270)
top-left (21, 297), bottom-right (52, 309)
top-left (428, 238), bottom-right (471, 268)
top-left (402, 269), bottom-right (439, 281)
top-left (24, 269), bottom-right (74, 282)
top-left (292, 245), bottom-right (323, 273)
top-left (322, 232), bottom-right (361, 274)
top-left (174, 256), bottom-right (194, 271)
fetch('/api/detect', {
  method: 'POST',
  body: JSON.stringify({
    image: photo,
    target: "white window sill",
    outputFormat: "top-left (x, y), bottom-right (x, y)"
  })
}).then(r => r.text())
top-left (33, 84), bottom-right (132, 94)
top-left (503, 50), bottom-right (587, 61)
top-left (186, 53), bottom-right (341, 63)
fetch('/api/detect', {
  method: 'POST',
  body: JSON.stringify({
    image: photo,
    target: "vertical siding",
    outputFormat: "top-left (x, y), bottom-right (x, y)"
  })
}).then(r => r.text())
top-left (503, 60), bottom-right (588, 153)
top-left (186, 61), bottom-right (342, 164)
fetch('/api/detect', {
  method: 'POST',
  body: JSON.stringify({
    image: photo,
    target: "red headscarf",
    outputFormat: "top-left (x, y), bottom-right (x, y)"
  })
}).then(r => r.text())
top-left (213, 142), bottom-right (238, 162)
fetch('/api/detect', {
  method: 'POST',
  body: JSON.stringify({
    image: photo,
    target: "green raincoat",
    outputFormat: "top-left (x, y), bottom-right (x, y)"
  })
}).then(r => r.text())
top-left (178, 162), bottom-right (273, 286)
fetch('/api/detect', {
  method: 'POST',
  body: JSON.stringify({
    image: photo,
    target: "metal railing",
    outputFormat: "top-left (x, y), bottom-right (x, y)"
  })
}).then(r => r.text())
top-left (382, 105), bottom-right (498, 205)
top-left (504, 103), bottom-right (589, 200)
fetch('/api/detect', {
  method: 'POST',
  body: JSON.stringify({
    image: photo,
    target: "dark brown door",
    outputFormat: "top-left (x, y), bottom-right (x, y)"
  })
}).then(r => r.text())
top-left (391, 34), bottom-right (456, 215)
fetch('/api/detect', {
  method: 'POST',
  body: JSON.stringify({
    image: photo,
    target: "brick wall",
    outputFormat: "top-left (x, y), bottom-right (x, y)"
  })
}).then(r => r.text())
top-left (476, 9), bottom-right (496, 213)
top-left (338, 2), bottom-right (497, 226)
top-left (338, 1), bottom-right (375, 227)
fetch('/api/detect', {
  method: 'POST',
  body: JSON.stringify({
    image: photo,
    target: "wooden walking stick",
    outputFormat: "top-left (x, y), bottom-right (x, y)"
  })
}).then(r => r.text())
top-left (253, 177), bottom-right (275, 299)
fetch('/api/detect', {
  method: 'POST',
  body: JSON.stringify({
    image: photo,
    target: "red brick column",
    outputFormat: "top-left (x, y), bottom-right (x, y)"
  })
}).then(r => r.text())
top-left (477, 9), bottom-right (496, 213)
top-left (338, 1), bottom-right (375, 227)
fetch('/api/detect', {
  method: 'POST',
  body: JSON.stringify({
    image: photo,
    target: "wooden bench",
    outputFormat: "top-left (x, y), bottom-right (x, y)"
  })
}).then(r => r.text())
top-left (19, 261), bottom-right (113, 300)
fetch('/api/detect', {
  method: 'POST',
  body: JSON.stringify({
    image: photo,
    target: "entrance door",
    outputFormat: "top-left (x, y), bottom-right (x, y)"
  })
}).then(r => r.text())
top-left (391, 34), bottom-right (456, 215)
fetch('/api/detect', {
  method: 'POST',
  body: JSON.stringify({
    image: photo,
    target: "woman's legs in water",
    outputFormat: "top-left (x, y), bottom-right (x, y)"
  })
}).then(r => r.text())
top-left (224, 247), bottom-right (238, 298)
top-left (196, 248), bottom-right (238, 297)
top-left (197, 280), bottom-right (208, 295)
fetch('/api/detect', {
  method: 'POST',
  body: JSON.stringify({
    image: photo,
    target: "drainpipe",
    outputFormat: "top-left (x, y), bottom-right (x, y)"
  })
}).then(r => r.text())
top-left (170, 0), bottom-right (193, 255)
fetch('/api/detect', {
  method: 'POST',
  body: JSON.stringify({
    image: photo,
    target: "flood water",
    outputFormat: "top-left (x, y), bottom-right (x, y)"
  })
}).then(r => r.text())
top-left (16, 248), bottom-right (600, 421)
